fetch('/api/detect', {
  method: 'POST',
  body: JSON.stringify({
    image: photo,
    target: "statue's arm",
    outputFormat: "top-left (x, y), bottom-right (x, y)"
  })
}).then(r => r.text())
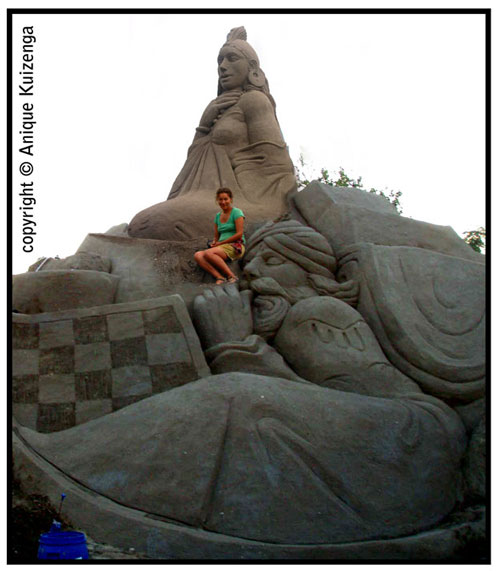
top-left (239, 90), bottom-right (285, 144)
top-left (206, 334), bottom-right (305, 382)
top-left (192, 285), bottom-right (305, 382)
top-left (193, 91), bottom-right (242, 141)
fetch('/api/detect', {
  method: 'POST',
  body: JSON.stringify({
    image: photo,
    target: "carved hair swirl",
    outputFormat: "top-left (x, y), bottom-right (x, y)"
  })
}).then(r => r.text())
top-left (253, 294), bottom-right (291, 341)
top-left (246, 220), bottom-right (337, 276)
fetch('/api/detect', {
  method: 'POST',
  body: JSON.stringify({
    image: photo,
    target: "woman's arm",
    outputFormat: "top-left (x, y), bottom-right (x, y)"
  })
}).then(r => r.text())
top-left (212, 216), bottom-right (244, 246)
top-left (210, 223), bottom-right (220, 247)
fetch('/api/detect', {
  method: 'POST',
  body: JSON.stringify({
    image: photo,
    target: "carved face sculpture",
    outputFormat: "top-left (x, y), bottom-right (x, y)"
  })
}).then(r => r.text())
top-left (243, 221), bottom-right (338, 302)
top-left (217, 46), bottom-right (250, 91)
top-left (274, 297), bottom-right (388, 384)
top-left (244, 242), bottom-right (310, 291)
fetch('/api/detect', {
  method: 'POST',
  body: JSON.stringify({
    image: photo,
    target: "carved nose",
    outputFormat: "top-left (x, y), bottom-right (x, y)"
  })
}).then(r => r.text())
top-left (244, 259), bottom-right (260, 279)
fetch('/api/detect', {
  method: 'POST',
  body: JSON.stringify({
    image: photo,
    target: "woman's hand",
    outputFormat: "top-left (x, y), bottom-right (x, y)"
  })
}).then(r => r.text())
top-left (199, 91), bottom-right (241, 130)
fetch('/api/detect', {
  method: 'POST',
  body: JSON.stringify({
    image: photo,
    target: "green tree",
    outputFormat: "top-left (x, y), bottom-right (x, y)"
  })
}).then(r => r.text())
top-left (295, 154), bottom-right (403, 214)
top-left (463, 227), bottom-right (486, 254)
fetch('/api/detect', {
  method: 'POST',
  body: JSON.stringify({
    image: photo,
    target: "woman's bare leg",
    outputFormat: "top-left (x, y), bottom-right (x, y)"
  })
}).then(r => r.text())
top-left (194, 250), bottom-right (225, 280)
top-left (205, 248), bottom-right (237, 279)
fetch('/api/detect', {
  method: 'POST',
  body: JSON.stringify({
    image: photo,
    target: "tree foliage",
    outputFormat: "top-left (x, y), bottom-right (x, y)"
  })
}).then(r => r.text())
top-left (462, 227), bottom-right (486, 254)
top-left (295, 154), bottom-right (403, 214)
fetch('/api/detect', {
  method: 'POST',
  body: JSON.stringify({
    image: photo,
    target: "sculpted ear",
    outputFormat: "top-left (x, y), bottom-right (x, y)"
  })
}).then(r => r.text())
top-left (247, 60), bottom-right (266, 88)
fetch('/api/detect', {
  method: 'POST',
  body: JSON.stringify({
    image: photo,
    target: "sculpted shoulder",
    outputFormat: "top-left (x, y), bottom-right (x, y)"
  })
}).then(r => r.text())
top-left (238, 90), bottom-right (283, 143)
top-left (238, 90), bottom-right (274, 115)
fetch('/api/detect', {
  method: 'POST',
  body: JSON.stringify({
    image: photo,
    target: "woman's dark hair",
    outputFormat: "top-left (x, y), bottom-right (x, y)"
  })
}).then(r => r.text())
top-left (216, 187), bottom-right (233, 200)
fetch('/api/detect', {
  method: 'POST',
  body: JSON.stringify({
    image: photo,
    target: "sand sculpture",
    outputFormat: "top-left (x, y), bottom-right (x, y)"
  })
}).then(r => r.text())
top-left (127, 26), bottom-right (296, 241)
top-left (12, 27), bottom-right (486, 561)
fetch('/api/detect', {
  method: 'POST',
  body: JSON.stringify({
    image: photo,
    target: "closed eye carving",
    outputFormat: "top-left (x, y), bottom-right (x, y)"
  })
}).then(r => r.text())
top-left (263, 254), bottom-right (285, 266)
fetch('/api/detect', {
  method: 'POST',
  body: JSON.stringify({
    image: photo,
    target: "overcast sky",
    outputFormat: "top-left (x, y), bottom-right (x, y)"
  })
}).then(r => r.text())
top-left (10, 10), bottom-right (486, 274)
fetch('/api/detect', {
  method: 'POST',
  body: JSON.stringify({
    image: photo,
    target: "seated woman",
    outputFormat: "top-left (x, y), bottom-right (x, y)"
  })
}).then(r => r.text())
top-left (194, 187), bottom-right (245, 285)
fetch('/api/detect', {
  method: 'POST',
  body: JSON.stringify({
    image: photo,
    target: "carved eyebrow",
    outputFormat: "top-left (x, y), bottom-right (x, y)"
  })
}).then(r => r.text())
top-left (218, 51), bottom-right (242, 63)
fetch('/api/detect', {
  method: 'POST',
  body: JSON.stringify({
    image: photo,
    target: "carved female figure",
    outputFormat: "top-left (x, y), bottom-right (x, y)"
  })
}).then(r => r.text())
top-left (128, 27), bottom-right (296, 241)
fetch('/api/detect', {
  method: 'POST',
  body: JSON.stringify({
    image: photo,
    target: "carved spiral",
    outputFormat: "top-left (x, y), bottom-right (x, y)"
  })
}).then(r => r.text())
top-left (252, 295), bottom-right (291, 341)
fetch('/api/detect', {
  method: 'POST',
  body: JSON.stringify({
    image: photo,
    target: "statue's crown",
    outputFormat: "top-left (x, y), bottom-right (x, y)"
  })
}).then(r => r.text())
top-left (226, 26), bottom-right (247, 42)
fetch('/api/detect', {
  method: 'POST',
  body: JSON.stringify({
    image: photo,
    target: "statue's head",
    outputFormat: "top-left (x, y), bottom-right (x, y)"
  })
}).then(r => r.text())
top-left (243, 220), bottom-right (338, 305)
top-left (217, 27), bottom-right (270, 98)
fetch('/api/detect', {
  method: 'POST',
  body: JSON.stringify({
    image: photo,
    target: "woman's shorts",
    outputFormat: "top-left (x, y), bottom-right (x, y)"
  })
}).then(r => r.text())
top-left (219, 243), bottom-right (245, 261)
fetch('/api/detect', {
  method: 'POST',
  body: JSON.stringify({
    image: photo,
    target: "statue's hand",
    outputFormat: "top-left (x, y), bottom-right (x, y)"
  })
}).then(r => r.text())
top-left (193, 284), bottom-right (253, 349)
top-left (199, 92), bottom-right (241, 129)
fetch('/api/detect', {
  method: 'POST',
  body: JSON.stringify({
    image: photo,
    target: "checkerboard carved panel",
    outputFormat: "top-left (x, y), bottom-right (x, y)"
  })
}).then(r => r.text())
top-left (12, 295), bottom-right (209, 433)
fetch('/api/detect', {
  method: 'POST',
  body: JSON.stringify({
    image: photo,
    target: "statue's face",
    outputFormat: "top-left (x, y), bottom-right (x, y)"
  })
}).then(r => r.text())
top-left (218, 46), bottom-right (249, 91)
top-left (274, 297), bottom-right (387, 384)
top-left (244, 243), bottom-right (309, 291)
